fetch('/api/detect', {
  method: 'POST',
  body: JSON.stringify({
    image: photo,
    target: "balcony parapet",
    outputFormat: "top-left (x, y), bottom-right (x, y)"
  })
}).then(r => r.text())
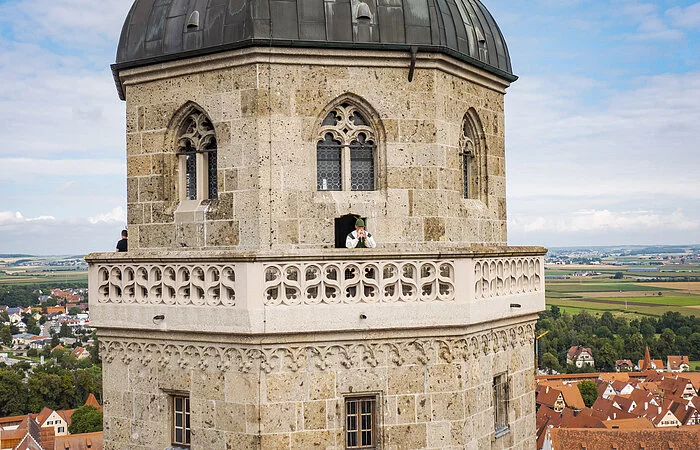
top-left (87, 246), bottom-right (546, 336)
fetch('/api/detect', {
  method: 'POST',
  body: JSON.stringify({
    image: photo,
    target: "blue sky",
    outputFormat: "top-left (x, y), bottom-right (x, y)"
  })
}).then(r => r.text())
top-left (0, 0), bottom-right (699, 254)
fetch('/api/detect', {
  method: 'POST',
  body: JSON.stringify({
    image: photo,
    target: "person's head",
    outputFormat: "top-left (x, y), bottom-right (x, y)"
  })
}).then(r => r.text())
top-left (354, 218), bottom-right (365, 231)
top-left (121, 229), bottom-right (128, 239)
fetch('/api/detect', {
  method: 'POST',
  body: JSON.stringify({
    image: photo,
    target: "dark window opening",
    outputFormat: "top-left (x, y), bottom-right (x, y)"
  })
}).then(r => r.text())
top-left (493, 373), bottom-right (510, 438)
top-left (335, 214), bottom-right (366, 249)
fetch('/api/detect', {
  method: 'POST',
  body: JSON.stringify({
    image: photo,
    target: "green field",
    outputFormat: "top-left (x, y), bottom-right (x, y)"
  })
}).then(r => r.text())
top-left (547, 282), bottom-right (674, 293)
top-left (546, 266), bottom-right (700, 317)
top-left (0, 270), bottom-right (87, 286)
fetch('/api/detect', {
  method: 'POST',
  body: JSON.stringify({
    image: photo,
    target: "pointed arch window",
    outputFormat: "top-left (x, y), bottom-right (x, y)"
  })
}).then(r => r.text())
top-left (177, 111), bottom-right (217, 200)
top-left (460, 111), bottom-right (485, 201)
top-left (317, 103), bottom-right (376, 191)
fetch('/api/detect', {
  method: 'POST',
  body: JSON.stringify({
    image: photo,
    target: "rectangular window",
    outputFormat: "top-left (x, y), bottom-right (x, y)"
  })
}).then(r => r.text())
top-left (58, 426), bottom-right (64, 433)
top-left (345, 396), bottom-right (376, 449)
top-left (172, 395), bottom-right (191, 446)
top-left (493, 373), bottom-right (509, 438)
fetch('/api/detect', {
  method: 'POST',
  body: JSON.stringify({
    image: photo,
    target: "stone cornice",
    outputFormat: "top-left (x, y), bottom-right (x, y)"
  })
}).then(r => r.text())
top-left (85, 245), bottom-right (548, 264)
top-left (116, 47), bottom-right (513, 100)
top-left (99, 319), bottom-right (536, 374)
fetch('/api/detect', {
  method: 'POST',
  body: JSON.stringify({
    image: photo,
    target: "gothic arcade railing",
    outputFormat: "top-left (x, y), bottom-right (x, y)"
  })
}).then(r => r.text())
top-left (89, 250), bottom-right (544, 309)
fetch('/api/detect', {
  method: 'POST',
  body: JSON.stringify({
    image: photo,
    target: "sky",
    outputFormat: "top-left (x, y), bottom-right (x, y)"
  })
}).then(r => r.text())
top-left (0, 0), bottom-right (698, 254)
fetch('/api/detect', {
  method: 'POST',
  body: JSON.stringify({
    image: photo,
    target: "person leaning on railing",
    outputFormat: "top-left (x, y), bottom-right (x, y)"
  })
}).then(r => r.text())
top-left (346, 219), bottom-right (376, 248)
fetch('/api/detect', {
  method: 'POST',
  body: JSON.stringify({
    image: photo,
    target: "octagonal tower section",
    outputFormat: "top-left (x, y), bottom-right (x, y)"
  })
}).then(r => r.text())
top-left (88, 0), bottom-right (545, 448)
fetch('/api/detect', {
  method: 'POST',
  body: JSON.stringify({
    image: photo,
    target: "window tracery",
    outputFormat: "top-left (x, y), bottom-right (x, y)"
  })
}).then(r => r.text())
top-left (460, 111), bottom-right (485, 201)
top-left (177, 111), bottom-right (217, 200)
top-left (317, 103), bottom-right (376, 191)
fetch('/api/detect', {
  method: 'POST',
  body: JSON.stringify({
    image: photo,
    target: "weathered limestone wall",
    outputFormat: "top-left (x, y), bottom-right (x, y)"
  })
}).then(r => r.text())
top-left (100, 321), bottom-right (536, 449)
top-left (121, 49), bottom-right (509, 252)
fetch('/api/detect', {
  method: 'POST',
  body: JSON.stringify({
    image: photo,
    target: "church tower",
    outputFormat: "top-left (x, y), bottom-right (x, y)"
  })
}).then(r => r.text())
top-left (88, 0), bottom-right (545, 448)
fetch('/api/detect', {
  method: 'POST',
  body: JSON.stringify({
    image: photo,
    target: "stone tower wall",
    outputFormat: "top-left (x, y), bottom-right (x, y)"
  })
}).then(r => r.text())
top-left (122, 49), bottom-right (509, 252)
top-left (101, 321), bottom-right (536, 449)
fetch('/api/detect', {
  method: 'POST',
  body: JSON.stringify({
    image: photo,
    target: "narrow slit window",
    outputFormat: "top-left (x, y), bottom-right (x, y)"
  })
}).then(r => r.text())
top-left (459, 110), bottom-right (485, 201)
top-left (493, 373), bottom-right (509, 438)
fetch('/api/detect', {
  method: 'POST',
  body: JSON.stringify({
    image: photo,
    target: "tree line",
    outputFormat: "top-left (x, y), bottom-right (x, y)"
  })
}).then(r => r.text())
top-left (0, 347), bottom-right (101, 417)
top-left (537, 308), bottom-right (700, 373)
top-left (0, 282), bottom-right (87, 308)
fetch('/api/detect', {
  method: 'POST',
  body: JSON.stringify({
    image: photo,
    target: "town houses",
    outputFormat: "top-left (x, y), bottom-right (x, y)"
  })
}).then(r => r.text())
top-left (537, 370), bottom-right (700, 449)
top-left (0, 395), bottom-right (102, 450)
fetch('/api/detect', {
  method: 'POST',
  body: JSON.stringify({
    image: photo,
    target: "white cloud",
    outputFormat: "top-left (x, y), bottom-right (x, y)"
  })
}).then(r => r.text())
top-left (0, 158), bottom-right (125, 178)
top-left (88, 207), bottom-right (126, 225)
top-left (513, 209), bottom-right (699, 233)
top-left (667, 2), bottom-right (700, 29)
top-left (0, 211), bottom-right (55, 225)
top-left (0, 0), bottom-right (131, 50)
top-left (506, 71), bottom-right (700, 199)
top-left (0, 210), bottom-right (123, 254)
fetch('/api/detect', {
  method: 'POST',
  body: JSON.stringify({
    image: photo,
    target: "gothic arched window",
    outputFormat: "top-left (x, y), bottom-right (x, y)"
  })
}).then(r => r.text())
top-left (460, 110), bottom-right (485, 201)
top-left (177, 111), bottom-right (217, 200)
top-left (317, 103), bottom-right (376, 191)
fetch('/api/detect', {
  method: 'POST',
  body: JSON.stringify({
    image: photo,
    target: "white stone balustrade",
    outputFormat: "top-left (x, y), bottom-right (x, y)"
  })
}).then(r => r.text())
top-left (87, 248), bottom-right (545, 335)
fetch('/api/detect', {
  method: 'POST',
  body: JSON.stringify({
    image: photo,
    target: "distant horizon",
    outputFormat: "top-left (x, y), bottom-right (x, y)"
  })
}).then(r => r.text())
top-left (2, 243), bottom-right (698, 258)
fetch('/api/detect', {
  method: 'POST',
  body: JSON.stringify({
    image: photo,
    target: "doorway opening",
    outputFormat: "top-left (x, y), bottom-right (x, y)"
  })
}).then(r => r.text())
top-left (335, 214), bottom-right (366, 248)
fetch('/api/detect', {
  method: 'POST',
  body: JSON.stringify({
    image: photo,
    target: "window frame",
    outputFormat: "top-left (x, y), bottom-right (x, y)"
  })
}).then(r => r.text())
top-left (459, 110), bottom-right (486, 203)
top-left (493, 372), bottom-right (510, 438)
top-left (316, 103), bottom-right (377, 192)
top-left (171, 394), bottom-right (191, 447)
top-left (176, 110), bottom-right (218, 202)
top-left (344, 394), bottom-right (380, 450)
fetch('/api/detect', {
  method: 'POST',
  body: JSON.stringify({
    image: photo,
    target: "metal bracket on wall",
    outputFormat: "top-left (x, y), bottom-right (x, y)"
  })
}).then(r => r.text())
top-left (408, 46), bottom-right (418, 82)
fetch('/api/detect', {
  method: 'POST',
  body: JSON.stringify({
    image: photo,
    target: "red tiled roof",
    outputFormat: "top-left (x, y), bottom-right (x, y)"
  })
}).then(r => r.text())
top-left (550, 425), bottom-right (700, 450)
top-left (602, 418), bottom-right (654, 430)
top-left (54, 431), bottom-right (103, 450)
top-left (84, 393), bottom-right (102, 411)
top-left (567, 345), bottom-right (592, 361)
top-left (668, 356), bottom-right (690, 371)
top-left (36, 407), bottom-right (53, 425)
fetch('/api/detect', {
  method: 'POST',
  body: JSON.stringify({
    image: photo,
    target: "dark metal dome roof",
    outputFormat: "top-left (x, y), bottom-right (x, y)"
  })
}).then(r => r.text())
top-left (115, 0), bottom-right (514, 81)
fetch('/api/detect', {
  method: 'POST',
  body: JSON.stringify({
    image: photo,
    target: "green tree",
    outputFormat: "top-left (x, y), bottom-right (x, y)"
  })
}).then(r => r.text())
top-left (550, 305), bottom-right (561, 319)
top-left (27, 371), bottom-right (75, 412)
top-left (577, 380), bottom-right (598, 407)
top-left (595, 326), bottom-right (612, 339)
top-left (1, 325), bottom-right (12, 346)
top-left (0, 367), bottom-right (28, 416)
top-left (68, 405), bottom-right (103, 434)
top-left (612, 272), bottom-right (624, 279)
top-left (596, 342), bottom-right (618, 371)
top-left (0, 311), bottom-right (10, 323)
top-left (68, 307), bottom-right (82, 316)
top-left (640, 323), bottom-right (656, 339)
top-left (59, 323), bottom-right (73, 338)
top-left (26, 348), bottom-right (38, 357)
top-left (541, 352), bottom-right (560, 372)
